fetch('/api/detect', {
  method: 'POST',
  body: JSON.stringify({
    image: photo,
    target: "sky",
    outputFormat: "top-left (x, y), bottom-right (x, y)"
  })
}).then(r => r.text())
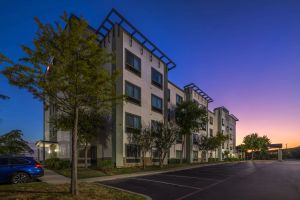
top-left (0, 0), bottom-right (299, 147)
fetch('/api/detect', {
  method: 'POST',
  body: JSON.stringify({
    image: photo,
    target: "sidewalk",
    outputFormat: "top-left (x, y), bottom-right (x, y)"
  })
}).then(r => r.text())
top-left (39, 169), bottom-right (70, 184)
top-left (40, 161), bottom-right (244, 184)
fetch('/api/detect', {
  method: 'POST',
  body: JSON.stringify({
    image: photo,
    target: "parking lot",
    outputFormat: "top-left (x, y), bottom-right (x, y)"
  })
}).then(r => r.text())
top-left (101, 160), bottom-right (300, 200)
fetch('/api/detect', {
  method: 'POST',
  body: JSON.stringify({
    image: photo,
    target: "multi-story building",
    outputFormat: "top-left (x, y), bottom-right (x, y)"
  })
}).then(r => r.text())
top-left (214, 106), bottom-right (239, 159)
top-left (36, 9), bottom-right (238, 167)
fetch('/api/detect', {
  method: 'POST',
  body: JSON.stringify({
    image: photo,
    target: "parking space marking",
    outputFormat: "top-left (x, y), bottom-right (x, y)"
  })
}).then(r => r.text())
top-left (176, 176), bottom-right (233, 200)
top-left (162, 174), bottom-right (221, 182)
top-left (131, 177), bottom-right (202, 190)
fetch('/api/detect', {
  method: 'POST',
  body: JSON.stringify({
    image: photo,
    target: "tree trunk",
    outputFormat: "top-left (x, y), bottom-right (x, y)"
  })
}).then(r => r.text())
top-left (142, 151), bottom-right (145, 170)
top-left (159, 152), bottom-right (164, 168)
top-left (180, 137), bottom-right (185, 164)
top-left (71, 107), bottom-right (79, 196)
top-left (84, 142), bottom-right (88, 169)
top-left (251, 150), bottom-right (254, 160)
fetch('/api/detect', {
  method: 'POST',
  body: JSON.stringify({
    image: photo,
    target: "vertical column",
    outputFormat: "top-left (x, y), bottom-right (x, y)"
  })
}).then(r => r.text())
top-left (112, 24), bottom-right (124, 167)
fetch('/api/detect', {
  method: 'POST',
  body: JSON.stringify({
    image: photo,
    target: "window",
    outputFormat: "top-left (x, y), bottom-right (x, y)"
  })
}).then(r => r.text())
top-left (151, 68), bottom-right (163, 88)
top-left (193, 151), bottom-right (198, 161)
top-left (209, 117), bottom-right (213, 125)
top-left (151, 94), bottom-right (163, 113)
top-left (193, 134), bottom-right (200, 144)
top-left (126, 144), bottom-right (140, 163)
top-left (151, 120), bottom-right (160, 134)
top-left (11, 158), bottom-right (30, 165)
top-left (152, 149), bottom-right (160, 162)
top-left (0, 158), bottom-right (9, 165)
top-left (125, 81), bottom-right (141, 105)
top-left (176, 132), bottom-right (182, 143)
top-left (222, 118), bottom-right (224, 126)
top-left (125, 50), bottom-right (141, 76)
top-left (167, 89), bottom-right (170, 102)
top-left (125, 113), bottom-right (141, 133)
top-left (209, 129), bottom-right (213, 137)
top-left (176, 150), bottom-right (182, 159)
top-left (176, 94), bottom-right (183, 105)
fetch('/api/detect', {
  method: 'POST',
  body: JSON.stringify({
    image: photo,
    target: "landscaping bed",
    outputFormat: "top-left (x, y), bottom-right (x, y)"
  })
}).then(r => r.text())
top-left (0, 182), bottom-right (145, 200)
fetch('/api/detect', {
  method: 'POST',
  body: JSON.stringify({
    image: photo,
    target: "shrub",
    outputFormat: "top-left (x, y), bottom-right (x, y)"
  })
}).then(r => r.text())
top-left (168, 158), bottom-right (187, 164)
top-left (223, 157), bottom-right (241, 162)
top-left (208, 158), bottom-right (218, 162)
top-left (45, 158), bottom-right (70, 170)
top-left (97, 159), bottom-right (113, 169)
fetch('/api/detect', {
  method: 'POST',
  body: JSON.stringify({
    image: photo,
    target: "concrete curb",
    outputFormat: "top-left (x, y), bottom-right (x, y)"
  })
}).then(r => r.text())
top-left (80, 161), bottom-right (245, 183)
top-left (97, 182), bottom-right (152, 200)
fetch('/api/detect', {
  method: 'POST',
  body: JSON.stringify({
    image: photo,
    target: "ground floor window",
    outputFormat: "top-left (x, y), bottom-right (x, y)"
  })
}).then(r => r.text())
top-left (176, 150), bottom-right (182, 159)
top-left (126, 144), bottom-right (140, 163)
top-left (152, 149), bottom-right (160, 162)
top-left (193, 151), bottom-right (198, 161)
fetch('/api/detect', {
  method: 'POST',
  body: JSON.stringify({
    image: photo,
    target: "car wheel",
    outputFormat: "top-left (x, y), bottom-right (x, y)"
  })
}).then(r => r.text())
top-left (11, 172), bottom-right (30, 184)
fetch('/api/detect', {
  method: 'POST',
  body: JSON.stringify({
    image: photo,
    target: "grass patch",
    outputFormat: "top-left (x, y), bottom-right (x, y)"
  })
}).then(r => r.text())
top-left (55, 168), bottom-right (107, 179)
top-left (54, 161), bottom-right (224, 179)
top-left (0, 182), bottom-right (145, 200)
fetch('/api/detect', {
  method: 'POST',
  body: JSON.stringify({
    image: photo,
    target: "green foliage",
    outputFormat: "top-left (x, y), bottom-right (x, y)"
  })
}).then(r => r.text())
top-left (129, 125), bottom-right (154, 169)
top-left (45, 158), bottom-right (70, 170)
top-left (168, 158), bottom-right (187, 164)
top-left (97, 159), bottom-right (113, 169)
top-left (242, 133), bottom-right (271, 159)
top-left (0, 130), bottom-right (33, 155)
top-left (152, 122), bottom-right (179, 167)
top-left (0, 12), bottom-right (123, 195)
top-left (175, 101), bottom-right (207, 136)
top-left (223, 157), bottom-right (241, 162)
top-left (208, 158), bottom-right (218, 162)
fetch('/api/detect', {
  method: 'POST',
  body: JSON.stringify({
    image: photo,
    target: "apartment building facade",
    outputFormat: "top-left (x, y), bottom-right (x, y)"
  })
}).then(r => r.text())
top-left (36, 9), bottom-right (238, 167)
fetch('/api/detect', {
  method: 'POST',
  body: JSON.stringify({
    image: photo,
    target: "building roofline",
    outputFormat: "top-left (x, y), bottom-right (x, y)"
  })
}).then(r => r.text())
top-left (168, 80), bottom-right (184, 93)
top-left (230, 114), bottom-right (239, 121)
top-left (214, 106), bottom-right (229, 113)
top-left (184, 83), bottom-right (213, 103)
top-left (95, 8), bottom-right (176, 71)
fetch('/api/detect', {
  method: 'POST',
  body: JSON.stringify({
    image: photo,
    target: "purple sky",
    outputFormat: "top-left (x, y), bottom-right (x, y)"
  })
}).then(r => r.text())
top-left (0, 0), bottom-right (299, 147)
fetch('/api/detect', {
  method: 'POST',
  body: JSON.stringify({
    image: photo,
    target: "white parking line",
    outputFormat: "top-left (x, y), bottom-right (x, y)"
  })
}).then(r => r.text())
top-left (161, 174), bottom-right (221, 182)
top-left (176, 176), bottom-right (233, 200)
top-left (131, 177), bottom-right (202, 190)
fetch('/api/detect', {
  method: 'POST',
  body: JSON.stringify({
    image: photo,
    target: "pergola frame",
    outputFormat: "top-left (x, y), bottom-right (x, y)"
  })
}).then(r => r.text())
top-left (184, 83), bottom-right (213, 103)
top-left (96, 8), bottom-right (176, 71)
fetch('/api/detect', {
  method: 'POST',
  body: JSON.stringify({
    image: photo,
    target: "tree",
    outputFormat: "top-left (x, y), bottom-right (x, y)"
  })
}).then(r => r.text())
top-left (242, 133), bottom-right (271, 160)
top-left (197, 135), bottom-right (214, 161)
top-left (0, 13), bottom-right (122, 195)
top-left (175, 101), bottom-right (207, 163)
top-left (236, 144), bottom-right (247, 160)
top-left (153, 122), bottom-right (178, 168)
top-left (129, 125), bottom-right (155, 169)
top-left (53, 110), bottom-right (110, 168)
top-left (0, 130), bottom-right (33, 155)
top-left (214, 132), bottom-right (229, 160)
top-left (257, 135), bottom-right (271, 159)
top-left (243, 133), bottom-right (260, 160)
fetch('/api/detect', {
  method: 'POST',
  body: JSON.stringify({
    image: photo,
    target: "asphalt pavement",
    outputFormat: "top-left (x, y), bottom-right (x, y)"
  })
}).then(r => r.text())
top-left (101, 160), bottom-right (300, 200)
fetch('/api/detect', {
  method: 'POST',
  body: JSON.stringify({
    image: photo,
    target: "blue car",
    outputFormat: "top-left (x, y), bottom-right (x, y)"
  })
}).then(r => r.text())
top-left (0, 156), bottom-right (44, 184)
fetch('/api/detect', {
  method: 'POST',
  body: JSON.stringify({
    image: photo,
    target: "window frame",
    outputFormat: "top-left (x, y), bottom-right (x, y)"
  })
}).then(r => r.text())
top-left (125, 81), bottom-right (141, 106)
top-left (151, 94), bottom-right (163, 113)
top-left (176, 94), bottom-right (183, 105)
top-left (151, 67), bottom-right (163, 89)
top-left (125, 144), bottom-right (141, 163)
top-left (125, 49), bottom-right (141, 76)
top-left (125, 112), bottom-right (141, 133)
